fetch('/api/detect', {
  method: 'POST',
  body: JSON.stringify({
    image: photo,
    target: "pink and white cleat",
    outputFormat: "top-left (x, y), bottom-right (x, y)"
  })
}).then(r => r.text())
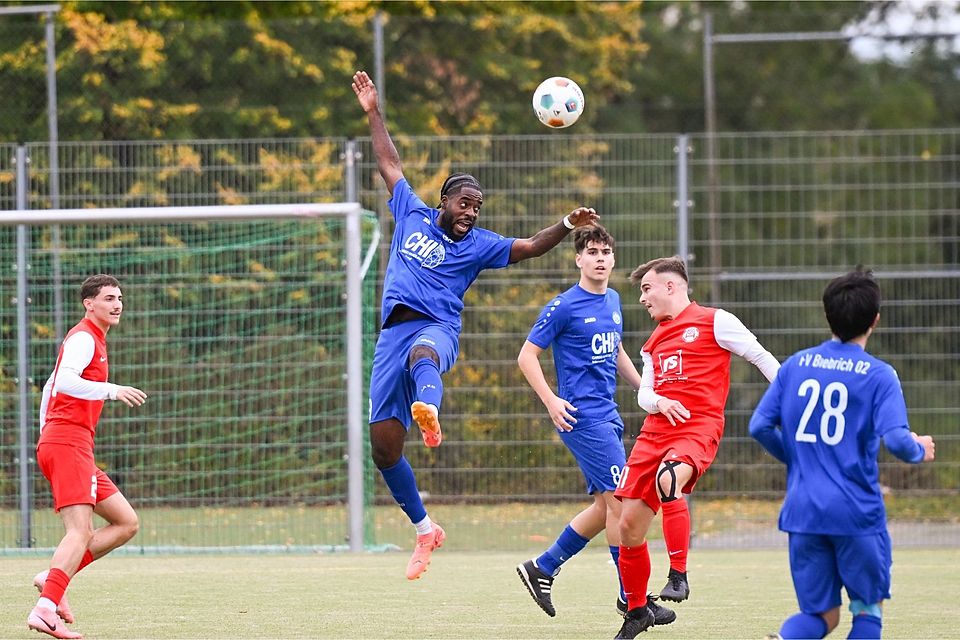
top-left (33, 570), bottom-right (74, 624)
top-left (405, 523), bottom-right (446, 580)
top-left (27, 606), bottom-right (83, 639)
top-left (411, 401), bottom-right (442, 448)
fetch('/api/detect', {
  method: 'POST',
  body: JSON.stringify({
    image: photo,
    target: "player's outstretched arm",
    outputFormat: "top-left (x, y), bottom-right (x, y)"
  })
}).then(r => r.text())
top-left (509, 207), bottom-right (599, 263)
top-left (352, 70), bottom-right (403, 195)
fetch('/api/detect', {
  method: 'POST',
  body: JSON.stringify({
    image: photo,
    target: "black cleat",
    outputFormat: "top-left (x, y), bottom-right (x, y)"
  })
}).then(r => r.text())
top-left (646, 595), bottom-right (677, 625)
top-left (659, 568), bottom-right (690, 602)
top-left (617, 595), bottom-right (676, 625)
top-left (516, 559), bottom-right (556, 617)
top-left (614, 605), bottom-right (655, 639)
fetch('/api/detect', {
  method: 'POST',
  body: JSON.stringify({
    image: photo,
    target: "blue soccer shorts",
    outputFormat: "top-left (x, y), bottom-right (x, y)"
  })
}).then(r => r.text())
top-left (559, 419), bottom-right (626, 494)
top-left (369, 319), bottom-right (458, 429)
top-left (787, 530), bottom-right (892, 614)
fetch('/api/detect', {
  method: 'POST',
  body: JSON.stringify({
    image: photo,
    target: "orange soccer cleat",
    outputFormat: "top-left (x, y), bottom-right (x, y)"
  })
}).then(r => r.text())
top-left (27, 606), bottom-right (82, 639)
top-left (411, 401), bottom-right (442, 448)
top-left (405, 523), bottom-right (446, 580)
top-left (33, 571), bottom-right (74, 624)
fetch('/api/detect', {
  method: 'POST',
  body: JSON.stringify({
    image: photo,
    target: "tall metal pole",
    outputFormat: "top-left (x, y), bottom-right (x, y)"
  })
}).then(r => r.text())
top-left (703, 11), bottom-right (721, 304)
top-left (675, 134), bottom-right (690, 263)
top-left (373, 12), bottom-right (385, 117)
top-left (15, 146), bottom-right (33, 549)
top-left (44, 8), bottom-right (65, 346)
top-left (344, 206), bottom-right (364, 552)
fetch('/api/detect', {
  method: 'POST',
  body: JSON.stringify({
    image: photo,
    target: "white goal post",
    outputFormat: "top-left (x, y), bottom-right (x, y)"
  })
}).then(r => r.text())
top-left (0, 202), bottom-right (377, 553)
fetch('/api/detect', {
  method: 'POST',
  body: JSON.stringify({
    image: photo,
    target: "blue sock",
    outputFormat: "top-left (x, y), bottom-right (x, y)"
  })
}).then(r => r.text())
top-left (410, 358), bottom-right (443, 409)
top-left (780, 612), bottom-right (828, 640)
top-left (847, 615), bottom-right (882, 639)
top-left (379, 456), bottom-right (427, 524)
top-left (610, 545), bottom-right (626, 601)
top-left (536, 525), bottom-right (590, 576)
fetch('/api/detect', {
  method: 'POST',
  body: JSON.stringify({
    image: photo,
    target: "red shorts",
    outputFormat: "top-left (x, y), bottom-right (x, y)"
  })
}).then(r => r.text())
top-left (614, 429), bottom-right (720, 512)
top-left (37, 443), bottom-right (119, 512)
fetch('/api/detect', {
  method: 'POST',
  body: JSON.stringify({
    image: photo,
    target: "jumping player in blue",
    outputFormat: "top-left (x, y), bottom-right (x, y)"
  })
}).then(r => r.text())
top-left (749, 268), bottom-right (935, 640)
top-left (352, 70), bottom-right (599, 580)
top-left (514, 225), bottom-right (676, 627)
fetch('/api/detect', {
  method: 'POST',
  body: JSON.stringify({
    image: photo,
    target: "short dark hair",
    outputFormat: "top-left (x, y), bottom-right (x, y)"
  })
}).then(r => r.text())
top-left (439, 172), bottom-right (483, 205)
top-left (574, 224), bottom-right (615, 253)
top-left (80, 274), bottom-right (120, 301)
top-left (822, 267), bottom-right (880, 342)
top-left (630, 255), bottom-right (688, 286)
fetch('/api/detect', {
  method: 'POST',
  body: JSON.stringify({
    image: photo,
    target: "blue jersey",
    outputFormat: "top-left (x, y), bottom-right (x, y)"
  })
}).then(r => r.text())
top-left (527, 284), bottom-right (624, 429)
top-left (749, 339), bottom-right (911, 535)
top-left (381, 178), bottom-right (515, 335)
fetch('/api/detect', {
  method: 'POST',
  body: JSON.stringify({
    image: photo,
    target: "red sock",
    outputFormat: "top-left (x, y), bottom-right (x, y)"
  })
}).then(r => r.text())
top-left (76, 550), bottom-right (94, 573)
top-left (661, 498), bottom-right (690, 572)
top-left (619, 542), bottom-right (651, 611)
top-left (40, 568), bottom-right (70, 606)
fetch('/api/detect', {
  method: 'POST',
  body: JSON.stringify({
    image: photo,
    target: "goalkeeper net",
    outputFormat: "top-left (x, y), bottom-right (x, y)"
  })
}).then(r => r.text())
top-left (0, 204), bottom-right (380, 552)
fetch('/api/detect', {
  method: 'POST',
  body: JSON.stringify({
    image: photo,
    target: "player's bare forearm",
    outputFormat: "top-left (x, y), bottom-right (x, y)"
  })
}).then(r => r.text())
top-left (352, 70), bottom-right (402, 193)
top-left (366, 108), bottom-right (403, 193)
top-left (509, 206), bottom-right (599, 263)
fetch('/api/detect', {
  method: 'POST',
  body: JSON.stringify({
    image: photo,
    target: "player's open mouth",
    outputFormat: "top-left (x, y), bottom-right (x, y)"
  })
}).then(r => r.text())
top-left (455, 221), bottom-right (472, 234)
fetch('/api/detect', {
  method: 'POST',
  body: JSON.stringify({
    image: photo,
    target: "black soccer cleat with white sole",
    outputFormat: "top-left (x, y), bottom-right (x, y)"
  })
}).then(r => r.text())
top-left (516, 559), bottom-right (557, 617)
top-left (659, 568), bottom-right (690, 602)
top-left (617, 595), bottom-right (676, 625)
top-left (614, 605), bottom-right (655, 639)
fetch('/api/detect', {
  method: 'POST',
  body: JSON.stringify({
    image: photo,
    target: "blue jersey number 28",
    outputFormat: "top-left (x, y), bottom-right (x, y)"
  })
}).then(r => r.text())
top-left (796, 379), bottom-right (848, 446)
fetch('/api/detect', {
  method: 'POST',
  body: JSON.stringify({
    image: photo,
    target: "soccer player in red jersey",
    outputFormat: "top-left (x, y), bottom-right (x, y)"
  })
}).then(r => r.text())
top-left (613, 256), bottom-right (779, 639)
top-left (28, 274), bottom-right (147, 639)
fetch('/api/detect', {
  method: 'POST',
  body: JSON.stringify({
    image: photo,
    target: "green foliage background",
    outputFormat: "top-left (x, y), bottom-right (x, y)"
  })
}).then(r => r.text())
top-left (1, 1), bottom-right (959, 142)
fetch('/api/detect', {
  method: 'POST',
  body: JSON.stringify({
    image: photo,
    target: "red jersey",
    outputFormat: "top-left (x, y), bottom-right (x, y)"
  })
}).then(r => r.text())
top-left (38, 318), bottom-right (115, 449)
top-left (640, 303), bottom-right (732, 439)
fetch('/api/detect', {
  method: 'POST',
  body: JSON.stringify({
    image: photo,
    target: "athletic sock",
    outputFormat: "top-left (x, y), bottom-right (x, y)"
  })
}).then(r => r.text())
top-left (660, 497), bottom-right (690, 571)
top-left (410, 358), bottom-right (443, 410)
top-left (618, 542), bottom-right (651, 611)
top-left (379, 456), bottom-right (427, 524)
top-left (412, 515), bottom-right (434, 536)
top-left (780, 612), bottom-right (828, 639)
top-left (76, 549), bottom-right (94, 573)
top-left (609, 545), bottom-right (626, 602)
top-left (536, 525), bottom-right (589, 575)
top-left (847, 614), bottom-right (882, 639)
top-left (39, 567), bottom-right (70, 607)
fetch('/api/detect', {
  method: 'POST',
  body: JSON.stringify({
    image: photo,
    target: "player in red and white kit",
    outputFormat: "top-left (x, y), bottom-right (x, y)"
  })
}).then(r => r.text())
top-left (28, 274), bottom-right (147, 640)
top-left (613, 257), bottom-right (779, 639)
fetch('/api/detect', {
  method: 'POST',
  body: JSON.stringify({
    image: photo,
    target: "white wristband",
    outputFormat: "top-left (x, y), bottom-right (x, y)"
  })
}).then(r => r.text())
top-left (562, 215), bottom-right (575, 230)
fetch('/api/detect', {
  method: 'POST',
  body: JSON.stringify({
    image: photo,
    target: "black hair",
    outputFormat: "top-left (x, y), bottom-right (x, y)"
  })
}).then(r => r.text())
top-left (822, 267), bottom-right (881, 342)
top-left (438, 172), bottom-right (483, 206)
top-left (574, 224), bottom-right (615, 253)
top-left (80, 274), bottom-right (120, 301)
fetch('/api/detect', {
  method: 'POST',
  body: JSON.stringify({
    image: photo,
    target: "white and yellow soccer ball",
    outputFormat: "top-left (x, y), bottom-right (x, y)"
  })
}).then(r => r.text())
top-left (532, 76), bottom-right (585, 129)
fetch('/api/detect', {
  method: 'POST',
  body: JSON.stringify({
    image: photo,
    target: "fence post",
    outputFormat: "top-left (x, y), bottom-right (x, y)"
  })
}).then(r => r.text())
top-left (675, 134), bottom-right (691, 262)
top-left (15, 145), bottom-right (33, 548)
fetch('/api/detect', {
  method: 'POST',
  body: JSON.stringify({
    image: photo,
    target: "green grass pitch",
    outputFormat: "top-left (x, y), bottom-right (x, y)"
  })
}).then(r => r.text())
top-left (1, 548), bottom-right (957, 638)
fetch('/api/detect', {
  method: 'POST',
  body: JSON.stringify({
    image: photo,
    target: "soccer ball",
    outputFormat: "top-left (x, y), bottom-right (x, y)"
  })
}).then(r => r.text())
top-left (532, 76), bottom-right (585, 129)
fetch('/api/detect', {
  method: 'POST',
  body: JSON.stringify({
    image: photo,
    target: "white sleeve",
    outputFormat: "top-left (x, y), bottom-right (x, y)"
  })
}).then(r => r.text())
top-left (714, 309), bottom-right (780, 382)
top-left (38, 374), bottom-right (53, 428)
top-left (52, 332), bottom-right (119, 401)
top-left (636, 350), bottom-right (666, 413)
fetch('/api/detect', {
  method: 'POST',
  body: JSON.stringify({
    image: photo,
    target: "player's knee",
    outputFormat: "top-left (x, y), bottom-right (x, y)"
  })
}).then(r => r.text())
top-left (121, 512), bottom-right (140, 541)
top-left (656, 461), bottom-right (682, 502)
top-left (408, 345), bottom-right (439, 368)
top-left (370, 443), bottom-right (400, 469)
